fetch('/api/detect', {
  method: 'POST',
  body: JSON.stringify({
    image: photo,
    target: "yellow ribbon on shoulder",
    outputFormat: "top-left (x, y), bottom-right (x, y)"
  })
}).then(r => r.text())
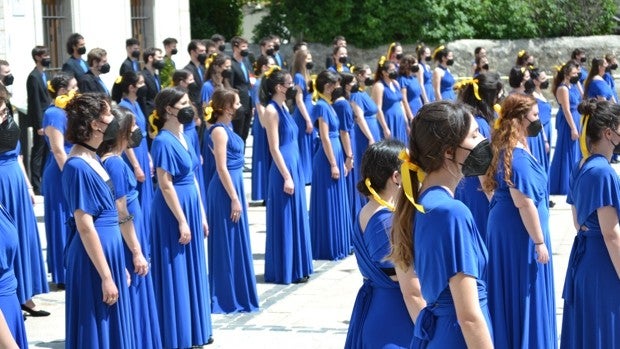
top-left (54, 90), bottom-right (77, 109)
top-left (47, 80), bottom-right (55, 93)
top-left (493, 103), bottom-right (502, 130)
top-left (579, 114), bottom-right (590, 159)
top-left (398, 150), bottom-right (425, 213)
top-left (454, 78), bottom-right (481, 101)
top-left (311, 78), bottom-right (332, 103)
top-left (365, 178), bottom-right (395, 212)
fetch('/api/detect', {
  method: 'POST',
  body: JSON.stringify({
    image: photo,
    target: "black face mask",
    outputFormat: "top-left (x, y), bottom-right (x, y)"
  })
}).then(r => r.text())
top-left (285, 86), bottom-right (297, 100)
top-left (305, 62), bottom-right (314, 70)
top-left (458, 139), bottom-right (492, 177)
top-left (42, 58), bottom-right (52, 67)
top-left (580, 57), bottom-right (587, 63)
top-left (481, 63), bottom-right (489, 71)
top-left (524, 79), bottom-right (535, 94)
top-left (131, 50), bottom-right (140, 59)
top-left (2, 74), bottom-right (14, 86)
top-left (446, 59), bottom-right (455, 66)
top-left (100, 118), bottom-right (120, 142)
top-left (266, 48), bottom-right (275, 56)
top-left (395, 53), bottom-right (403, 60)
top-left (0, 116), bottom-right (20, 153)
top-left (221, 69), bottom-right (232, 79)
top-left (273, 44), bottom-right (280, 51)
top-left (197, 53), bottom-right (208, 64)
top-left (569, 76), bottom-right (580, 85)
top-left (127, 128), bottom-right (144, 148)
top-left (218, 44), bottom-right (226, 52)
top-left (153, 60), bottom-right (165, 70)
top-left (539, 81), bottom-right (549, 90)
top-left (137, 85), bottom-right (147, 98)
top-left (412, 65), bottom-right (420, 73)
top-left (388, 71), bottom-right (398, 80)
top-left (175, 106), bottom-right (195, 124)
top-left (425, 56), bottom-right (431, 62)
top-left (526, 118), bottom-right (542, 137)
top-left (77, 46), bottom-right (87, 55)
top-left (338, 56), bottom-right (348, 64)
top-left (610, 63), bottom-right (618, 71)
top-left (240, 49), bottom-right (249, 57)
top-left (365, 77), bottom-right (374, 86)
top-left (171, 48), bottom-right (178, 55)
top-left (99, 63), bottom-right (110, 74)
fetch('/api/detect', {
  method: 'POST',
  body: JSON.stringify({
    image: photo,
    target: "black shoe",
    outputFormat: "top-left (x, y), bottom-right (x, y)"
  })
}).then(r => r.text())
top-left (243, 165), bottom-right (251, 173)
top-left (549, 200), bottom-right (556, 208)
top-left (56, 283), bottom-right (65, 290)
top-left (206, 337), bottom-right (214, 345)
top-left (293, 276), bottom-right (310, 284)
top-left (21, 305), bottom-right (50, 317)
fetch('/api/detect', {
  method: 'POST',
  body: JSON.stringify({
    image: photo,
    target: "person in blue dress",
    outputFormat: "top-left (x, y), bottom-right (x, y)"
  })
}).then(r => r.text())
top-left (62, 93), bottom-right (135, 348)
top-left (483, 93), bottom-right (557, 348)
top-left (249, 55), bottom-right (273, 202)
top-left (432, 45), bottom-right (456, 101)
top-left (508, 66), bottom-right (530, 94)
top-left (328, 46), bottom-right (351, 73)
top-left (390, 101), bottom-right (493, 348)
top-left (148, 87), bottom-right (213, 347)
top-left (291, 49), bottom-right (315, 184)
top-left (549, 62), bottom-right (582, 195)
top-left (310, 70), bottom-right (352, 260)
top-left (351, 65), bottom-right (381, 180)
top-left (345, 139), bottom-right (423, 349)
top-left (97, 107), bottom-right (160, 349)
top-left (584, 58), bottom-right (615, 102)
top-left (570, 48), bottom-right (589, 86)
top-left (561, 99), bottom-right (620, 349)
top-left (416, 45), bottom-right (435, 103)
top-left (371, 57), bottom-right (409, 144)
top-left (205, 88), bottom-right (259, 313)
top-left (260, 67), bottom-right (313, 284)
top-left (454, 72), bottom-right (503, 244)
top-left (604, 54), bottom-right (619, 103)
top-left (398, 54), bottom-right (424, 118)
top-left (530, 68), bottom-right (552, 174)
top-left (0, 203), bottom-right (27, 348)
top-left (42, 73), bottom-right (77, 289)
top-left (523, 68), bottom-right (549, 178)
top-left (0, 92), bottom-right (50, 317)
top-left (111, 71), bottom-right (155, 242)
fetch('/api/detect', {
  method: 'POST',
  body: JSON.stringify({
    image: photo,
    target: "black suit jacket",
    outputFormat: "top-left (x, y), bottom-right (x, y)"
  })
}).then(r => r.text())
top-left (120, 57), bottom-right (139, 75)
top-left (184, 61), bottom-right (205, 109)
top-left (139, 68), bottom-right (159, 118)
top-left (230, 57), bottom-right (252, 112)
top-left (77, 71), bottom-right (109, 95)
top-left (26, 68), bottom-right (51, 129)
top-left (62, 57), bottom-right (88, 79)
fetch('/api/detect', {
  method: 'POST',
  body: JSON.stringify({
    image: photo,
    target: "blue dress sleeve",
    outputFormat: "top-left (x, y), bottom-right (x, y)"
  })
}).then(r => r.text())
top-left (575, 160), bottom-right (620, 224)
top-left (311, 101), bottom-right (328, 124)
top-left (201, 82), bottom-right (214, 105)
top-left (43, 107), bottom-right (66, 132)
top-left (510, 149), bottom-right (542, 201)
top-left (103, 156), bottom-right (130, 200)
top-left (365, 209), bottom-right (394, 269)
top-left (62, 159), bottom-right (104, 217)
top-left (294, 73), bottom-right (307, 92)
top-left (333, 100), bottom-right (353, 132)
top-left (151, 134), bottom-right (181, 177)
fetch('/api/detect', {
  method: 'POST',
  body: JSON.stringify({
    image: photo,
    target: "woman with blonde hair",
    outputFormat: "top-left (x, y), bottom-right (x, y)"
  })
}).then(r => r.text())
top-left (291, 48), bottom-right (315, 184)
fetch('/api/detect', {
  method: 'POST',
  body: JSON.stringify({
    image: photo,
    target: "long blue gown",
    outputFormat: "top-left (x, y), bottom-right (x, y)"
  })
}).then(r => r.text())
top-left (264, 101), bottom-right (313, 284)
top-left (527, 129), bottom-right (549, 182)
top-left (587, 79), bottom-right (614, 100)
top-left (421, 63), bottom-right (435, 102)
top-left (439, 66), bottom-right (456, 100)
top-left (292, 72), bottom-right (315, 184)
top-left (150, 130), bottom-right (213, 348)
top-left (379, 80), bottom-right (408, 144)
top-left (0, 204), bottom-right (28, 348)
top-left (549, 83), bottom-right (581, 195)
top-left (333, 98), bottom-right (362, 220)
top-left (0, 141), bottom-right (49, 305)
top-left (351, 90), bottom-right (381, 177)
top-left (398, 74), bottom-right (423, 115)
top-left (310, 98), bottom-right (351, 260)
top-left (603, 71), bottom-right (619, 102)
top-left (487, 147), bottom-right (557, 348)
top-left (42, 105), bottom-right (72, 285)
top-left (206, 122), bottom-right (259, 313)
top-left (184, 116), bottom-right (207, 210)
top-left (413, 186), bottom-right (492, 348)
top-left (455, 115), bottom-right (492, 244)
top-left (119, 98), bottom-right (154, 248)
top-left (200, 80), bottom-right (217, 196)
top-left (561, 154), bottom-right (620, 348)
top-left (62, 157), bottom-right (135, 349)
top-left (103, 155), bottom-right (161, 349)
top-left (536, 96), bottom-right (552, 174)
top-left (251, 78), bottom-right (270, 201)
top-left (345, 208), bottom-right (414, 348)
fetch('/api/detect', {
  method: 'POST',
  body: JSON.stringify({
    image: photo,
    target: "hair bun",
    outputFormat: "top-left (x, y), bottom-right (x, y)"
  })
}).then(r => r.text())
top-left (577, 98), bottom-right (598, 115)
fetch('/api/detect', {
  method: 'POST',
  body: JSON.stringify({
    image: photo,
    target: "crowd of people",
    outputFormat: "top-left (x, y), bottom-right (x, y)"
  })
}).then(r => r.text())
top-left (0, 31), bottom-right (617, 348)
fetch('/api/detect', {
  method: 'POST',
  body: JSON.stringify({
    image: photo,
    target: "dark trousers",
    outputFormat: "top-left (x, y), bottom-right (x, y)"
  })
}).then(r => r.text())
top-left (30, 132), bottom-right (48, 194)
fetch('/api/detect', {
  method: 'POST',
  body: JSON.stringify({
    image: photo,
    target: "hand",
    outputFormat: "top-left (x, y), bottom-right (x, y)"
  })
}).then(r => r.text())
top-left (305, 121), bottom-right (314, 134)
top-left (125, 268), bottom-right (131, 286)
top-left (202, 219), bottom-right (209, 237)
top-left (102, 276), bottom-right (119, 305)
top-left (330, 165), bottom-right (340, 180)
top-left (344, 157), bottom-right (354, 175)
top-left (133, 253), bottom-right (148, 276)
top-left (283, 177), bottom-right (295, 195)
top-left (36, 128), bottom-right (45, 136)
top-left (178, 221), bottom-right (191, 245)
top-left (545, 141), bottom-right (550, 154)
top-left (149, 155), bottom-right (154, 177)
top-left (535, 243), bottom-right (549, 264)
top-left (230, 198), bottom-right (242, 223)
top-left (383, 128), bottom-right (392, 139)
top-left (570, 128), bottom-right (579, 141)
top-left (368, 137), bottom-right (375, 145)
top-left (28, 187), bottom-right (36, 204)
top-left (134, 166), bottom-right (146, 182)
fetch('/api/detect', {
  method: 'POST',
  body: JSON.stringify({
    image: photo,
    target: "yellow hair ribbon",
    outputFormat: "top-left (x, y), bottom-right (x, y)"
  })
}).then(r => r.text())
top-left (398, 150), bottom-right (425, 213)
top-left (204, 100), bottom-right (214, 122)
top-left (454, 78), bottom-right (481, 101)
top-left (115, 76), bottom-right (123, 84)
top-left (520, 67), bottom-right (526, 73)
top-left (579, 114), bottom-right (590, 159)
top-left (554, 64), bottom-right (564, 72)
top-left (205, 53), bottom-right (217, 70)
top-left (350, 65), bottom-right (357, 74)
top-left (493, 103), bottom-right (502, 130)
top-left (317, 92), bottom-right (332, 104)
top-left (47, 80), bottom-right (55, 93)
top-left (54, 89), bottom-right (77, 109)
top-left (311, 78), bottom-right (320, 102)
top-left (387, 42), bottom-right (396, 59)
top-left (432, 45), bottom-right (445, 60)
top-left (264, 65), bottom-right (281, 78)
top-left (518, 50), bottom-right (526, 58)
top-left (365, 178), bottom-right (395, 212)
top-left (148, 110), bottom-right (160, 136)
top-left (378, 55), bottom-right (387, 67)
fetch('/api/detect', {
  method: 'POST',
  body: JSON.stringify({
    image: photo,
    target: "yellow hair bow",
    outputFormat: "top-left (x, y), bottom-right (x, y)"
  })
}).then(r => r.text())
top-left (579, 114), bottom-right (590, 159)
top-left (518, 50), bottom-right (526, 58)
top-left (115, 76), bottom-right (123, 84)
top-left (554, 64), bottom-right (565, 72)
top-left (264, 65), bottom-right (281, 78)
top-left (47, 80), bottom-right (55, 93)
top-left (350, 65), bottom-right (357, 74)
top-left (365, 178), bottom-right (395, 212)
top-left (455, 78), bottom-right (481, 101)
top-left (54, 89), bottom-right (77, 109)
top-left (205, 53), bottom-right (217, 69)
top-left (204, 100), bottom-right (214, 122)
top-left (378, 56), bottom-right (387, 67)
top-left (520, 66), bottom-right (526, 73)
top-left (148, 110), bottom-right (160, 136)
top-left (398, 150), bottom-right (425, 213)
top-left (387, 42), bottom-right (396, 59)
top-left (493, 103), bottom-right (502, 130)
top-left (432, 45), bottom-right (445, 60)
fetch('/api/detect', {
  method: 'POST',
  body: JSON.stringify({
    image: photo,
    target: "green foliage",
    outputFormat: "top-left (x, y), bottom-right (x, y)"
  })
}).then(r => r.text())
top-left (190, 0), bottom-right (243, 40)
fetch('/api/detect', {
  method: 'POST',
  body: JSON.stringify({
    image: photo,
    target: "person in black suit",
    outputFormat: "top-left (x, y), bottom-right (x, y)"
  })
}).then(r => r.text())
top-left (77, 48), bottom-right (110, 95)
top-left (119, 38), bottom-right (141, 75)
top-left (62, 33), bottom-right (88, 80)
top-left (139, 47), bottom-right (164, 121)
top-left (26, 46), bottom-right (52, 194)
top-left (229, 36), bottom-right (253, 146)
top-left (270, 35), bottom-right (287, 68)
top-left (183, 39), bottom-right (207, 111)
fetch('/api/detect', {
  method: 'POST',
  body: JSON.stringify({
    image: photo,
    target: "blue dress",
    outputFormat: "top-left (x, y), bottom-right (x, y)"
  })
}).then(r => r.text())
top-left (183, 115), bottom-right (207, 210)
top-left (292, 73), bottom-right (315, 184)
top-left (150, 130), bottom-right (213, 348)
top-left (439, 66), bottom-right (456, 100)
top-left (42, 105), bottom-right (72, 285)
top-left (413, 186), bottom-right (492, 348)
top-left (103, 155), bottom-right (161, 349)
top-left (250, 78), bottom-right (270, 201)
top-left (200, 80), bottom-right (217, 197)
top-left (333, 98), bottom-right (362, 220)
top-left (0, 204), bottom-right (28, 348)
top-left (62, 157), bottom-right (135, 349)
top-left (455, 115), bottom-right (492, 244)
top-left (603, 71), bottom-right (619, 102)
top-left (119, 98), bottom-right (154, 249)
top-left (487, 147), bottom-right (557, 348)
top-left (206, 123), bottom-right (259, 313)
top-left (310, 98), bottom-right (352, 260)
top-left (527, 127), bottom-right (549, 182)
top-left (536, 96), bottom-right (552, 174)
top-left (421, 63), bottom-right (435, 102)
top-left (351, 90), bottom-right (381, 180)
top-left (587, 79), bottom-right (614, 100)
top-left (264, 101), bottom-right (313, 284)
top-left (0, 141), bottom-right (49, 305)
top-left (398, 74), bottom-right (423, 115)
top-left (345, 208), bottom-right (414, 348)
top-left (380, 80), bottom-right (408, 144)
top-left (561, 154), bottom-right (620, 348)
top-left (200, 80), bottom-right (215, 106)
top-left (549, 83), bottom-right (581, 195)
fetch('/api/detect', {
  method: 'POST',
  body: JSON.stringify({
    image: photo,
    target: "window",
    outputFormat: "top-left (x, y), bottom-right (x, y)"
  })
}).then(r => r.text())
top-left (41, 0), bottom-right (71, 72)
top-left (130, 0), bottom-right (154, 49)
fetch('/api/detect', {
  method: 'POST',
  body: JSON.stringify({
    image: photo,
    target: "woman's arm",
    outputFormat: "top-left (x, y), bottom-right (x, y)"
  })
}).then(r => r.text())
top-left (433, 68), bottom-right (443, 101)
top-left (255, 103), bottom-right (267, 128)
top-left (295, 85), bottom-right (313, 134)
top-left (17, 155), bottom-right (35, 203)
top-left (114, 196), bottom-right (147, 276)
top-left (264, 105), bottom-right (294, 195)
top-left (571, 205), bottom-right (580, 231)
top-left (318, 117), bottom-right (340, 180)
top-left (371, 83), bottom-right (390, 138)
top-left (557, 87), bottom-right (579, 141)
top-left (597, 206), bottom-right (620, 279)
top-left (339, 129), bottom-right (353, 176)
top-left (45, 126), bottom-right (68, 170)
top-left (351, 101), bottom-right (374, 144)
top-left (395, 266), bottom-right (426, 324)
top-left (400, 86), bottom-right (414, 121)
top-left (156, 168), bottom-right (191, 244)
top-left (509, 187), bottom-right (549, 263)
top-left (211, 127), bottom-right (243, 222)
top-left (194, 176), bottom-right (209, 237)
top-left (123, 148), bottom-right (145, 182)
top-left (418, 68), bottom-right (429, 104)
top-left (0, 310), bottom-right (18, 349)
top-left (450, 273), bottom-right (494, 349)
